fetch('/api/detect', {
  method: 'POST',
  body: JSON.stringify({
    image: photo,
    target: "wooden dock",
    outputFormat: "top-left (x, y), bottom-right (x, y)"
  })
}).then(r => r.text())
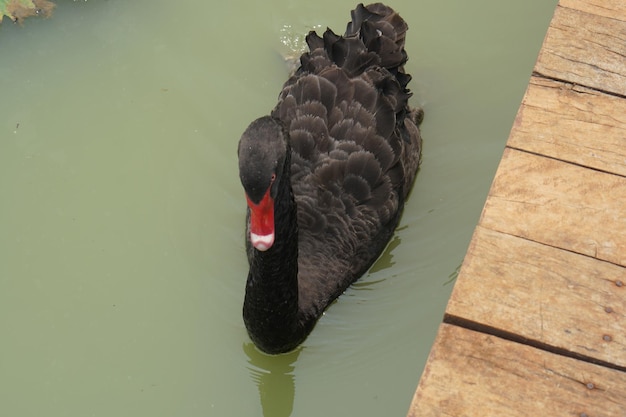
top-left (407, 1), bottom-right (626, 415)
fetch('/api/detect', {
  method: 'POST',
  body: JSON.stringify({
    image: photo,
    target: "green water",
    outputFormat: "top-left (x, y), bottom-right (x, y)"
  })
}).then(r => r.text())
top-left (0, 1), bottom-right (557, 416)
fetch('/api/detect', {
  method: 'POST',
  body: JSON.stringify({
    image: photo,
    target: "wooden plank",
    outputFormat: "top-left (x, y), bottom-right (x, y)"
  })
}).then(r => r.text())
top-left (560, 0), bottom-right (626, 22)
top-left (535, 4), bottom-right (626, 96)
top-left (446, 226), bottom-right (626, 368)
top-left (408, 3), bottom-right (626, 416)
top-left (508, 76), bottom-right (626, 176)
top-left (480, 148), bottom-right (626, 267)
top-left (407, 324), bottom-right (626, 417)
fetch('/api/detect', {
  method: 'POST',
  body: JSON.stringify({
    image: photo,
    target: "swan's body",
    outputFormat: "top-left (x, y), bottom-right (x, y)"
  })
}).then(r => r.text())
top-left (238, 3), bottom-right (422, 354)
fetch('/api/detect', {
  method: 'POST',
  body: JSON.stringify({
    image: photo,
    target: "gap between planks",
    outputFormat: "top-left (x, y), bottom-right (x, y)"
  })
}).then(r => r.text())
top-left (506, 145), bottom-right (626, 182)
top-left (443, 314), bottom-right (626, 374)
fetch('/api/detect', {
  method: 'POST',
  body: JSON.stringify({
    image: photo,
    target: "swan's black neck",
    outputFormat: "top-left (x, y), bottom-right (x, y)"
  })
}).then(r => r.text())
top-left (243, 150), bottom-right (312, 354)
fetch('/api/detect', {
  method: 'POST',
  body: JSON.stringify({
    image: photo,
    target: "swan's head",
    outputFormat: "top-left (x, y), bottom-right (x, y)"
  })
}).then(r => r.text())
top-left (238, 116), bottom-right (288, 251)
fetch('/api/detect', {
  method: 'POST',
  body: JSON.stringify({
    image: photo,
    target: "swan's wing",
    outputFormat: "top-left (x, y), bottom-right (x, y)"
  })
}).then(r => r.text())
top-left (269, 3), bottom-right (422, 311)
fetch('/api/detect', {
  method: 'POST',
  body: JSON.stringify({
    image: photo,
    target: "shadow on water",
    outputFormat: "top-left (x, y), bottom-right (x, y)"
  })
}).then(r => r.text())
top-left (445, 263), bottom-right (462, 286)
top-left (243, 342), bottom-right (302, 417)
top-left (367, 233), bottom-right (402, 274)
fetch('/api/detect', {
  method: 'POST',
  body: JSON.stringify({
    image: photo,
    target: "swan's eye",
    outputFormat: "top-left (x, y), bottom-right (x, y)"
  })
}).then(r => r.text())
top-left (271, 173), bottom-right (276, 182)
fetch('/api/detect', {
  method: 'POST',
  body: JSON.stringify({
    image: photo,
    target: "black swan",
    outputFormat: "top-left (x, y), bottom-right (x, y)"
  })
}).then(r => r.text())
top-left (237, 3), bottom-right (423, 354)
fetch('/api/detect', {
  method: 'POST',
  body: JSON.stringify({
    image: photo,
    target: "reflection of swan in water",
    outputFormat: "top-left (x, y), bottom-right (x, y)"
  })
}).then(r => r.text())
top-left (241, 236), bottom-right (402, 417)
top-left (243, 343), bottom-right (301, 417)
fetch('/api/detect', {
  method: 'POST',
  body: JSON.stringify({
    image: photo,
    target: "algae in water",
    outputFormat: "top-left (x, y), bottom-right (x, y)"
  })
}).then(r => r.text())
top-left (0, 0), bottom-right (55, 23)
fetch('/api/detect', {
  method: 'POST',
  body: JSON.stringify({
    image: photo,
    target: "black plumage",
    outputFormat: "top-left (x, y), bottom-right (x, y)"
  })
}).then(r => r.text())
top-left (237, 3), bottom-right (423, 354)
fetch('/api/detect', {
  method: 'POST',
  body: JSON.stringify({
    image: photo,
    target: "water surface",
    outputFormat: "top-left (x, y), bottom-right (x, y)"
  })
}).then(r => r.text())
top-left (0, 1), bottom-right (557, 416)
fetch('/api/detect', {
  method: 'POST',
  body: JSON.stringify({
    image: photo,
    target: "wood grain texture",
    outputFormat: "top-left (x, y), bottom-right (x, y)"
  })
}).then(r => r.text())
top-left (509, 77), bottom-right (626, 176)
top-left (535, 4), bottom-right (626, 96)
top-left (560, 0), bottom-right (626, 21)
top-left (408, 324), bottom-right (626, 417)
top-left (447, 226), bottom-right (626, 368)
top-left (481, 148), bottom-right (626, 267)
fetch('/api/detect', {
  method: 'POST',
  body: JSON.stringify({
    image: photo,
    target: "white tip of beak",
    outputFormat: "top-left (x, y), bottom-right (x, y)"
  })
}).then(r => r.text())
top-left (250, 232), bottom-right (275, 251)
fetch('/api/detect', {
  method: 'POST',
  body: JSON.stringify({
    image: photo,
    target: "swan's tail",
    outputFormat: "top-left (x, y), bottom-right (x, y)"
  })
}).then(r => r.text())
top-left (345, 3), bottom-right (408, 71)
top-left (299, 3), bottom-right (411, 91)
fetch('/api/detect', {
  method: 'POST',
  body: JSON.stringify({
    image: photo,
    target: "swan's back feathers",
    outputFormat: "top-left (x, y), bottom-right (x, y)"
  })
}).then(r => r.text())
top-left (270, 3), bottom-right (422, 313)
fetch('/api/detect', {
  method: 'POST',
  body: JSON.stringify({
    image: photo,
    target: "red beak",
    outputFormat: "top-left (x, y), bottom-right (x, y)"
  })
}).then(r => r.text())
top-left (246, 188), bottom-right (275, 251)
